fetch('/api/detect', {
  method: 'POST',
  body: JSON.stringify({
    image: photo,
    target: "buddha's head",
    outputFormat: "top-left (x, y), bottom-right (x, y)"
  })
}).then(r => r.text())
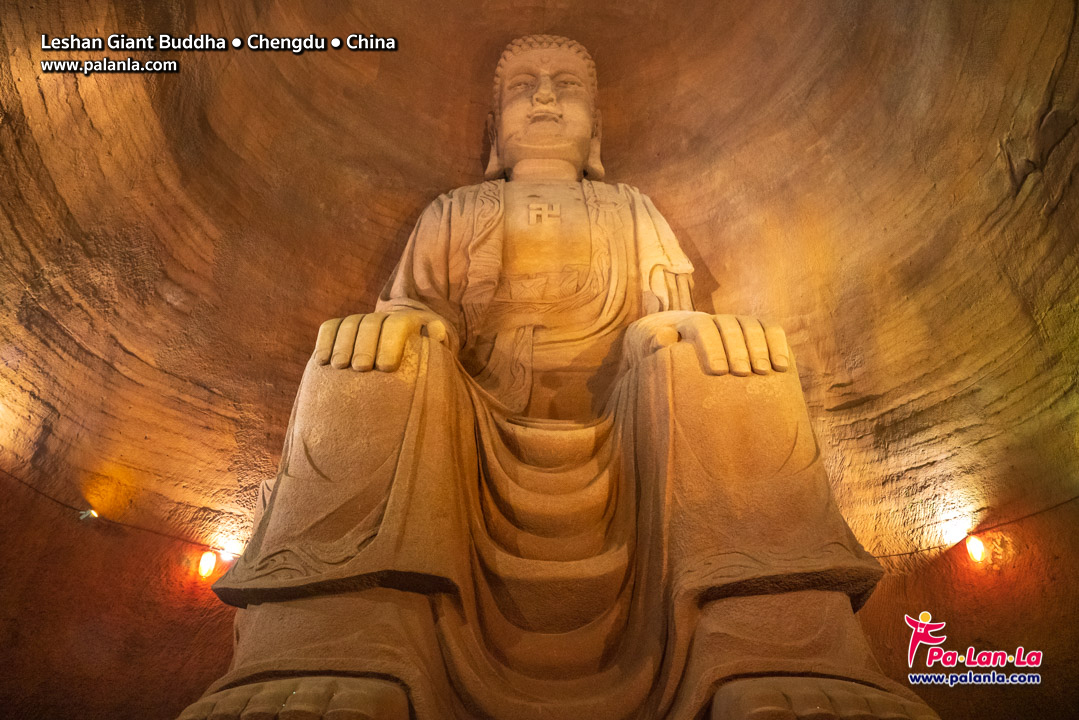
top-left (486, 35), bottom-right (604, 180)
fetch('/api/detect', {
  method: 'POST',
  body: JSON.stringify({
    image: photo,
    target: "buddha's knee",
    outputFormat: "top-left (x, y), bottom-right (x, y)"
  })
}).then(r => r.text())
top-left (287, 335), bottom-right (450, 481)
top-left (673, 343), bottom-right (815, 472)
top-left (633, 339), bottom-right (820, 479)
top-left (624, 311), bottom-right (809, 422)
top-left (295, 348), bottom-right (420, 426)
top-left (665, 339), bottom-right (807, 412)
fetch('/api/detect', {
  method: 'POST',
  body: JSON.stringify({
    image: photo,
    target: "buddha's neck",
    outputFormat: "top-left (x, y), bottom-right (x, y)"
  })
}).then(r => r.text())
top-left (508, 159), bottom-right (581, 183)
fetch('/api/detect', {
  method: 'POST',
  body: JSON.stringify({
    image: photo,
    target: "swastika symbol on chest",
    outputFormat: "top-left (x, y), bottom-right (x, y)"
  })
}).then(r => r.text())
top-left (528, 203), bottom-right (561, 225)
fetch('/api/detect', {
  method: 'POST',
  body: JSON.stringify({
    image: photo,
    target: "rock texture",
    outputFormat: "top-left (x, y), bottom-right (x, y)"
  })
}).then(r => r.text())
top-left (1, 1), bottom-right (1076, 718)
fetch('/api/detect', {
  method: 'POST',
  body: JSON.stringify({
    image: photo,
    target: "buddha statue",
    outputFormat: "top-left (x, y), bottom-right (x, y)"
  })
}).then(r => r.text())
top-left (180, 35), bottom-right (940, 720)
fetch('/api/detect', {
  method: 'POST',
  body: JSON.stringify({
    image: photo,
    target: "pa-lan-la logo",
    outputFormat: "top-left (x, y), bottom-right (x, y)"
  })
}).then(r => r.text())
top-left (904, 611), bottom-right (1043, 669)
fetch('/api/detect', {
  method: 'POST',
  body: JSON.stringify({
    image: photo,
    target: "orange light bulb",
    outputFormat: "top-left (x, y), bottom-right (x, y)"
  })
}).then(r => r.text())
top-left (966, 535), bottom-right (985, 562)
top-left (198, 550), bottom-right (217, 577)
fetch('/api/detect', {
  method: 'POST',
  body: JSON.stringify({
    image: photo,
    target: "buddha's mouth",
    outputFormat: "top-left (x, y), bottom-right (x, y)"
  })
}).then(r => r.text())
top-left (528, 110), bottom-right (562, 122)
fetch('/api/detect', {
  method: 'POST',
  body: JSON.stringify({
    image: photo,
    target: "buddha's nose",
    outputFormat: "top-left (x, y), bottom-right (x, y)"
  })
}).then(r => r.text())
top-left (533, 76), bottom-right (556, 104)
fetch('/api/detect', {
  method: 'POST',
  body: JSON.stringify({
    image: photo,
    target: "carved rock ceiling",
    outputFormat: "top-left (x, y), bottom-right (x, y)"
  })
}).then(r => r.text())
top-left (1, 0), bottom-right (1077, 717)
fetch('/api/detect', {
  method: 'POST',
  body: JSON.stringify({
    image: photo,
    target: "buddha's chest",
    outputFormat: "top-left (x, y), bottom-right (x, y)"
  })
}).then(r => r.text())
top-left (502, 182), bottom-right (591, 277)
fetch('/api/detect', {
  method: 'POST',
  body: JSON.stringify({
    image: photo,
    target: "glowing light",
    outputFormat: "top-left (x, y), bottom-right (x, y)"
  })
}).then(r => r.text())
top-left (939, 516), bottom-right (972, 546)
top-left (78, 509), bottom-right (99, 520)
top-left (223, 538), bottom-right (244, 555)
top-left (966, 535), bottom-right (986, 563)
top-left (219, 538), bottom-right (244, 562)
top-left (198, 550), bottom-right (217, 577)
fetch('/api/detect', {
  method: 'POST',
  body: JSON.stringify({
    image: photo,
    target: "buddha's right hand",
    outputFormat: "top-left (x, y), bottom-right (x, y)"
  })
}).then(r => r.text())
top-left (312, 309), bottom-right (453, 372)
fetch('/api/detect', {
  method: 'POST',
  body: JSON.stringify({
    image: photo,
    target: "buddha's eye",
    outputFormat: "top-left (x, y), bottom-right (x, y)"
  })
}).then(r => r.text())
top-left (558, 78), bottom-right (582, 88)
top-left (509, 78), bottom-right (534, 92)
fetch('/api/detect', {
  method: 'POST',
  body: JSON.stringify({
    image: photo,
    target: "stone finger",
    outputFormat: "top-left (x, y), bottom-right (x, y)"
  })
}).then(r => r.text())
top-left (423, 317), bottom-right (448, 345)
top-left (864, 693), bottom-right (910, 719)
top-left (762, 320), bottom-right (790, 372)
top-left (323, 691), bottom-right (380, 720)
top-left (313, 318), bottom-right (342, 365)
top-left (207, 685), bottom-right (259, 720)
top-left (279, 677), bottom-right (336, 720)
top-left (712, 680), bottom-right (794, 720)
top-left (903, 701), bottom-right (940, 720)
top-left (376, 313), bottom-right (421, 372)
top-left (785, 685), bottom-right (837, 719)
top-left (679, 313), bottom-right (728, 375)
top-left (738, 316), bottom-right (771, 375)
top-left (239, 682), bottom-right (294, 720)
top-left (352, 312), bottom-right (387, 371)
top-left (324, 679), bottom-right (409, 720)
top-left (822, 687), bottom-right (875, 719)
top-left (744, 706), bottom-right (799, 720)
top-left (178, 698), bottom-right (218, 720)
top-left (713, 314), bottom-right (751, 376)
top-left (331, 314), bottom-right (364, 369)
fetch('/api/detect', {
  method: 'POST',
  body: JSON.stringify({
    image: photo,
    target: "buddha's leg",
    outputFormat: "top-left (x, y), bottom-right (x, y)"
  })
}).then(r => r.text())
top-left (179, 590), bottom-right (459, 720)
top-left (628, 341), bottom-right (938, 719)
top-left (700, 595), bottom-right (938, 720)
top-left (179, 675), bottom-right (408, 720)
top-left (179, 336), bottom-right (473, 720)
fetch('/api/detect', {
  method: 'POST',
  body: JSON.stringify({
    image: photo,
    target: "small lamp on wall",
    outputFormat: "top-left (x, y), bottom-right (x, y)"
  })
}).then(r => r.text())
top-left (198, 550), bottom-right (217, 578)
top-left (965, 534), bottom-right (985, 563)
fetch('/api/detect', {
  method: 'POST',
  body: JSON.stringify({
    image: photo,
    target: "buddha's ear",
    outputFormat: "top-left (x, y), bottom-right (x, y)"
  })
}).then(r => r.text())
top-left (585, 109), bottom-right (605, 180)
top-left (484, 112), bottom-right (505, 180)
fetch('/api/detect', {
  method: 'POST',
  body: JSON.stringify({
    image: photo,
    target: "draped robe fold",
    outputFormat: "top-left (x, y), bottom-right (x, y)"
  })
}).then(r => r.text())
top-left (212, 180), bottom-right (895, 720)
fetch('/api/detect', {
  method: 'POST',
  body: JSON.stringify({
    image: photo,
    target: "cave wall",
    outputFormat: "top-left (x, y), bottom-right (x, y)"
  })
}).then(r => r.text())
top-left (1, 0), bottom-right (1077, 717)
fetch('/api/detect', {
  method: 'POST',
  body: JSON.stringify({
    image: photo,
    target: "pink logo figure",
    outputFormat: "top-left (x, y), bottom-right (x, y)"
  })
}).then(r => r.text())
top-left (904, 611), bottom-right (947, 667)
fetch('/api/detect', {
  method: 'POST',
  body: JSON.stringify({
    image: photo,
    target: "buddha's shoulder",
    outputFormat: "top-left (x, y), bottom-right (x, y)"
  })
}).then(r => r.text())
top-left (437, 179), bottom-right (650, 201)
top-left (424, 180), bottom-right (654, 215)
top-left (586, 180), bottom-right (648, 205)
top-left (433, 180), bottom-right (502, 204)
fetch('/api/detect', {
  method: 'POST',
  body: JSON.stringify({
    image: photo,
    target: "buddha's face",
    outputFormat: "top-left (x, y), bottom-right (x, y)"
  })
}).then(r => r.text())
top-left (497, 47), bottom-right (595, 173)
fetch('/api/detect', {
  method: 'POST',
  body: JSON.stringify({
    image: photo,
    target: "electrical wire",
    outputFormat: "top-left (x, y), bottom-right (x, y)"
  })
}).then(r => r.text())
top-left (2, 466), bottom-right (229, 553)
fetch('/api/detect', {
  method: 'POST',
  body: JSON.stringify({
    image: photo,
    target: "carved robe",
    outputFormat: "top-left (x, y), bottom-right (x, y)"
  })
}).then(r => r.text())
top-left (212, 180), bottom-right (893, 720)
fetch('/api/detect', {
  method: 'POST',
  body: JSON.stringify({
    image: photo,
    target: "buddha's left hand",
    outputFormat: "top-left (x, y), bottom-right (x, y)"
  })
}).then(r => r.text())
top-left (624, 311), bottom-right (790, 376)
